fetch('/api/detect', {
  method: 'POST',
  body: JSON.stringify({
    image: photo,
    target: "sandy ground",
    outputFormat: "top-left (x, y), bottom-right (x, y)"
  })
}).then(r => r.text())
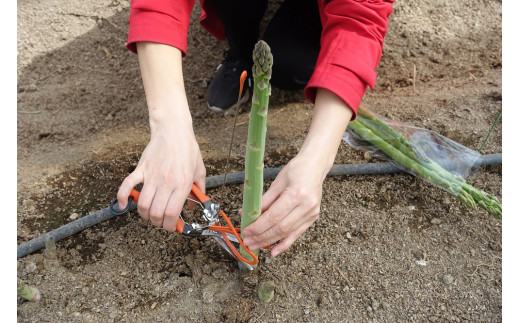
top-left (17, 0), bottom-right (503, 322)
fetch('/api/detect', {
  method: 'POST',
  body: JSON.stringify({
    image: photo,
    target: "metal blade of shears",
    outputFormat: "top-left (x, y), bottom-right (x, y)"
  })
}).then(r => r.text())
top-left (211, 235), bottom-right (255, 271)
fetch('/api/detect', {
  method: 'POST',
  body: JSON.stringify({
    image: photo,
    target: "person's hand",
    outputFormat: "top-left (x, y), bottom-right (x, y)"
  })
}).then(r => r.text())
top-left (242, 88), bottom-right (354, 257)
top-left (116, 42), bottom-right (206, 232)
top-left (241, 152), bottom-right (326, 257)
top-left (116, 124), bottom-right (206, 232)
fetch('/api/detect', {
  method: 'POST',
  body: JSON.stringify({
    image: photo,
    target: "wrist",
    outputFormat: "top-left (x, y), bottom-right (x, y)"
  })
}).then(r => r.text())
top-left (148, 102), bottom-right (193, 137)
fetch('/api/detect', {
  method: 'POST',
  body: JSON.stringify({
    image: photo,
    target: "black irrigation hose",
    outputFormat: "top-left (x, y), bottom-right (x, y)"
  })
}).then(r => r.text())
top-left (17, 153), bottom-right (502, 259)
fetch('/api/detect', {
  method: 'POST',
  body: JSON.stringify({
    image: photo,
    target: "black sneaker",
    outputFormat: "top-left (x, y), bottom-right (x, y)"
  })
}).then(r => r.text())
top-left (207, 51), bottom-right (253, 115)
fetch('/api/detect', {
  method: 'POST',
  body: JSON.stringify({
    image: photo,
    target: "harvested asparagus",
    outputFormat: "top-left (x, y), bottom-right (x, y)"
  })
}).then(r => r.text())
top-left (348, 117), bottom-right (501, 218)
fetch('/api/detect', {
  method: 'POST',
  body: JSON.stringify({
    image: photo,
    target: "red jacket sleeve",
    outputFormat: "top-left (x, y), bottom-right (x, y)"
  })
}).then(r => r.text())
top-left (126, 0), bottom-right (195, 56)
top-left (304, 0), bottom-right (394, 119)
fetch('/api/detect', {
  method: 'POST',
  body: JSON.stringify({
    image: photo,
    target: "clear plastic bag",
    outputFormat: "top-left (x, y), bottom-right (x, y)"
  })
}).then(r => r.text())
top-left (341, 106), bottom-right (501, 218)
top-left (343, 111), bottom-right (483, 180)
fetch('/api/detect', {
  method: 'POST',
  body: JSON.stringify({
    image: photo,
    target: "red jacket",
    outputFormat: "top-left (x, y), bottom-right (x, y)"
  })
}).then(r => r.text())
top-left (126, 0), bottom-right (394, 118)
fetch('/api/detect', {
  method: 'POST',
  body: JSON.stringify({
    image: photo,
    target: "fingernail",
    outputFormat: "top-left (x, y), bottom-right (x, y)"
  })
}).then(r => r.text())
top-left (271, 250), bottom-right (280, 257)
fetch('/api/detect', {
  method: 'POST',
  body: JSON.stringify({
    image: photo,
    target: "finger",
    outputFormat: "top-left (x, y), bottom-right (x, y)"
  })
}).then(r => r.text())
top-left (245, 203), bottom-right (307, 249)
top-left (260, 176), bottom-right (286, 213)
top-left (136, 183), bottom-right (157, 222)
top-left (117, 169), bottom-right (144, 210)
top-left (162, 183), bottom-right (192, 232)
top-left (148, 185), bottom-right (175, 228)
top-left (242, 189), bottom-right (297, 239)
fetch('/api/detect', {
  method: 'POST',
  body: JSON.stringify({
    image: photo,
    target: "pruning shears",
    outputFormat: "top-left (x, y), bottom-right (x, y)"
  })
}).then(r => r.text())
top-left (109, 183), bottom-right (259, 270)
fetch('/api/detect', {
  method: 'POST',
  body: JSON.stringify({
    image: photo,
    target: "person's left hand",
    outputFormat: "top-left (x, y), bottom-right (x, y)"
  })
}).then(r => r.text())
top-left (241, 88), bottom-right (354, 257)
top-left (241, 151), bottom-right (327, 257)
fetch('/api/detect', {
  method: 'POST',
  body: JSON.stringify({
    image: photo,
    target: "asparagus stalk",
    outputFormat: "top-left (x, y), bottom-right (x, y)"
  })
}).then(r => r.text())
top-left (43, 235), bottom-right (57, 260)
top-left (239, 40), bottom-right (273, 265)
top-left (17, 278), bottom-right (41, 301)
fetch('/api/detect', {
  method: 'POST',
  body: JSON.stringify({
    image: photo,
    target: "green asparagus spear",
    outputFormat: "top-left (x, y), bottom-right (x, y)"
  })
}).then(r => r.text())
top-left (239, 40), bottom-right (273, 266)
top-left (17, 278), bottom-right (41, 301)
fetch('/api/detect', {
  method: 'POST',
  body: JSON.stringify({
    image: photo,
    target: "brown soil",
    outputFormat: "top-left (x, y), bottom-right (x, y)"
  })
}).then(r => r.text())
top-left (17, 0), bottom-right (502, 322)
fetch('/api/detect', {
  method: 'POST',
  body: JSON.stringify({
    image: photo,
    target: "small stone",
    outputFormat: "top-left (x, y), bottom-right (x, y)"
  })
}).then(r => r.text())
top-left (304, 309), bottom-right (310, 315)
top-left (408, 205), bottom-right (416, 211)
top-left (109, 310), bottom-right (118, 319)
top-left (416, 260), bottom-right (427, 266)
top-left (382, 302), bottom-right (390, 310)
top-left (431, 218), bottom-right (442, 225)
top-left (440, 305), bottom-right (446, 311)
top-left (346, 232), bottom-right (352, 239)
top-left (367, 306), bottom-right (372, 312)
top-left (203, 290), bottom-right (214, 303)
top-left (191, 267), bottom-right (202, 280)
top-left (371, 299), bottom-right (380, 310)
top-left (69, 213), bottom-right (80, 221)
top-left (27, 84), bottom-right (38, 92)
top-left (82, 287), bottom-right (89, 295)
top-left (443, 274), bottom-right (454, 285)
top-left (151, 302), bottom-right (157, 310)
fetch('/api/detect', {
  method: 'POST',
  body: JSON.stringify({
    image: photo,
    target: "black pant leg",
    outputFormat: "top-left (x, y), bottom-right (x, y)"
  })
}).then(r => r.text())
top-left (262, 0), bottom-right (322, 90)
top-left (212, 0), bottom-right (268, 60)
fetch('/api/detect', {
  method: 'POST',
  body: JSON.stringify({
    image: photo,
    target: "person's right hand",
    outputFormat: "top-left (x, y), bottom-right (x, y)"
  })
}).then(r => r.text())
top-left (115, 42), bottom-right (206, 232)
top-left (116, 122), bottom-right (206, 232)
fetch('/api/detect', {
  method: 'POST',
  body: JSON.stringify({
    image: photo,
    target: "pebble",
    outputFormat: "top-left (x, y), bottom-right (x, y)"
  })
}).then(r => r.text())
top-left (69, 213), bottom-right (80, 221)
top-left (27, 84), bottom-right (38, 92)
top-left (346, 232), bottom-right (352, 239)
top-left (109, 310), bottom-right (118, 319)
top-left (371, 299), bottom-right (380, 310)
top-left (203, 290), bottom-right (214, 303)
top-left (443, 274), bottom-right (454, 285)
top-left (431, 218), bottom-right (442, 225)
top-left (408, 205), bottom-right (416, 211)
top-left (416, 260), bottom-right (427, 266)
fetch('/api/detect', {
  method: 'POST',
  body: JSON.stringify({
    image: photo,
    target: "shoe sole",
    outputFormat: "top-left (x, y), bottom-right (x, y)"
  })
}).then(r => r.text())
top-left (207, 89), bottom-right (251, 117)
